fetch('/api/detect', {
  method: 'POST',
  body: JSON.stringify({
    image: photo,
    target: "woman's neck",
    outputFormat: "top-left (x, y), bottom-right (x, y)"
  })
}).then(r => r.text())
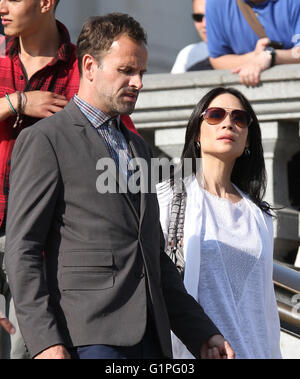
top-left (197, 155), bottom-right (240, 201)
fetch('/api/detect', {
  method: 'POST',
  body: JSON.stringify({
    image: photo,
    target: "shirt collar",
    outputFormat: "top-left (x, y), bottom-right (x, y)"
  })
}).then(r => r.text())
top-left (73, 94), bottom-right (120, 129)
top-left (6, 20), bottom-right (72, 64)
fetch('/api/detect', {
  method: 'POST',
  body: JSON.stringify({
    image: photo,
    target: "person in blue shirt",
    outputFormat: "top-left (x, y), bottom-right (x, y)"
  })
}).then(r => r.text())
top-left (206, 0), bottom-right (300, 86)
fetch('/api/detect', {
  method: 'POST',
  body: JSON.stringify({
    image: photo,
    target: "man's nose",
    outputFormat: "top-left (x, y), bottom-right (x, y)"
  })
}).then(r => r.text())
top-left (130, 74), bottom-right (143, 91)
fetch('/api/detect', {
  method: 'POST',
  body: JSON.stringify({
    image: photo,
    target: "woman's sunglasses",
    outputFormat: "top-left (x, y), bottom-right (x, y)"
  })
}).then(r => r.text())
top-left (201, 107), bottom-right (252, 129)
top-left (192, 13), bottom-right (205, 22)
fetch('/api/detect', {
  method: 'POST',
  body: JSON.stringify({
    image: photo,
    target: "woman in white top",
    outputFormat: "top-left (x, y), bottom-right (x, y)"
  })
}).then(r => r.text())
top-left (157, 87), bottom-right (281, 359)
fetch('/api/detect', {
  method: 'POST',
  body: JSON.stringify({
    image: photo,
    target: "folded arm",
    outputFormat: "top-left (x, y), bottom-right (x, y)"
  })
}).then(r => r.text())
top-left (0, 91), bottom-right (68, 122)
top-left (211, 38), bottom-right (300, 86)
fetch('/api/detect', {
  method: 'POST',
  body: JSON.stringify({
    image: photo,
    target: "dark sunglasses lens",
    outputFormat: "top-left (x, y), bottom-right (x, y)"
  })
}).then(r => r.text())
top-left (205, 108), bottom-right (226, 124)
top-left (192, 13), bottom-right (204, 22)
top-left (231, 110), bottom-right (250, 128)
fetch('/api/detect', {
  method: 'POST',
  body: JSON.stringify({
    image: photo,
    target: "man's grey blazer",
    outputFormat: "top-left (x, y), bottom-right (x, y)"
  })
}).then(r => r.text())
top-left (5, 100), bottom-right (219, 358)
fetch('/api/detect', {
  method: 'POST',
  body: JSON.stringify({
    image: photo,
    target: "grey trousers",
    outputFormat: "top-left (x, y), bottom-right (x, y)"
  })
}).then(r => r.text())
top-left (0, 235), bottom-right (29, 359)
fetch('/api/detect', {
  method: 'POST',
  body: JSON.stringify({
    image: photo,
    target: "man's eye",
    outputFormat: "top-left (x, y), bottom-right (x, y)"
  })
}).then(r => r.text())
top-left (119, 68), bottom-right (132, 74)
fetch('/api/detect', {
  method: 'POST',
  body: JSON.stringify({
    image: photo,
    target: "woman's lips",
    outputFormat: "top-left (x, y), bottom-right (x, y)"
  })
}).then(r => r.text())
top-left (1, 19), bottom-right (12, 26)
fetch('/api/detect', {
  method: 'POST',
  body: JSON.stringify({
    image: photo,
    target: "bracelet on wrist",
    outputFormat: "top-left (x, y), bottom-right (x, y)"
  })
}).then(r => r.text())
top-left (20, 91), bottom-right (26, 114)
top-left (5, 93), bottom-right (17, 115)
top-left (12, 91), bottom-right (25, 129)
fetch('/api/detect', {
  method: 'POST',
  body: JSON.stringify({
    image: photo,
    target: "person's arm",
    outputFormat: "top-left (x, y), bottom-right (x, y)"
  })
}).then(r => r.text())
top-left (0, 91), bottom-right (68, 122)
top-left (0, 317), bottom-right (15, 335)
top-left (4, 126), bottom-right (69, 359)
top-left (214, 38), bottom-right (270, 86)
top-left (231, 47), bottom-right (300, 86)
top-left (34, 345), bottom-right (70, 359)
top-left (216, 38), bottom-right (300, 87)
top-left (275, 48), bottom-right (300, 65)
top-left (0, 295), bottom-right (15, 335)
top-left (210, 37), bottom-right (270, 69)
top-left (210, 51), bottom-right (256, 70)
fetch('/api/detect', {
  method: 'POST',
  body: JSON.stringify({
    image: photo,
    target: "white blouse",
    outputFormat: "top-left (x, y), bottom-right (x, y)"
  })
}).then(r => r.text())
top-left (157, 176), bottom-right (281, 359)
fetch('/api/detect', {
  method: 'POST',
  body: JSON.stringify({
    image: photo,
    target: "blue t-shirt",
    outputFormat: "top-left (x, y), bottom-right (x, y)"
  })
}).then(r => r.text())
top-left (206, 0), bottom-right (300, 58)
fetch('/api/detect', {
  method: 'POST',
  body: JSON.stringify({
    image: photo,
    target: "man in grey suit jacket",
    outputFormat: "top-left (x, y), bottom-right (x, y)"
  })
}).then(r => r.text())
top-left (4, 13), bottom-right (234, 359)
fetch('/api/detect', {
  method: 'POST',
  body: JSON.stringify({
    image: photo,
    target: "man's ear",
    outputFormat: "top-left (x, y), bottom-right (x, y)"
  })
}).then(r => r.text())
top-left (40, 0), bottom-right (56, 14)
top-left (81, 54), bottom-right (98, 82)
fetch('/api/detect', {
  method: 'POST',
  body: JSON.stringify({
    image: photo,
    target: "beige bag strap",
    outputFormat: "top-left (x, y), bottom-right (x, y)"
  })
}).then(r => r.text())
top-left (236, 0), bottom-right (267, 39)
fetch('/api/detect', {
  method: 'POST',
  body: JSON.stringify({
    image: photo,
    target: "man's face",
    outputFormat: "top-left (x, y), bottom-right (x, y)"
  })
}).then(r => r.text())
top-left (88, 34), bottom-right (148, 116)
top-left (0, 0), bottom-right (42, 37)
top-left (193, 0), bottom-right (207, 42)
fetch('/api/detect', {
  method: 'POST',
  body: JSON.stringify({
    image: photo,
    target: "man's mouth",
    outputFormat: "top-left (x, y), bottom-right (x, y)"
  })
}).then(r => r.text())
top-left (122, 92), bottom-right (138, 102)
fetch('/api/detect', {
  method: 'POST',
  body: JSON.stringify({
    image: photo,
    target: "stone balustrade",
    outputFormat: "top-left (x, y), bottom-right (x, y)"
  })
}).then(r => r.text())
top-left (132, 64), bottom-right (300, 262)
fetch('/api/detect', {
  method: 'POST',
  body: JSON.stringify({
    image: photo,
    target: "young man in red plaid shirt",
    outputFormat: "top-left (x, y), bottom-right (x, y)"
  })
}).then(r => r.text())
top-left (0, 0), bottom-right (137, 359)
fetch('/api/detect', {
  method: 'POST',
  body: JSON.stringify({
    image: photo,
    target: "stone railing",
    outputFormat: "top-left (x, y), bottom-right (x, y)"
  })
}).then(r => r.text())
top-left (132, 64), bottom-right (300, 262)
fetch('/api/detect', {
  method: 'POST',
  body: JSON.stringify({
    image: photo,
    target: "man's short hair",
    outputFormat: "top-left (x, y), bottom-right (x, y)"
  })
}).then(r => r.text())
top-left (76, 13), bottom-right (148, 76)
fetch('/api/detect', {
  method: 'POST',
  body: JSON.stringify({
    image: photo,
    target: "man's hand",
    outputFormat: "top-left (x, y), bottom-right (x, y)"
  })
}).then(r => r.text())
top-left (254, 37), bottom-right (270, 55)
top-left (23, 91), bottom-right (68, 118)
top-left (0, 317), bottom-right (16, 335)
top-left (0, 91), bottom-right (68, 121)
top-left (0, 295), bottom-right (15, 335)
top-left (200, 334), bottom-right (235, 359)
top-left (34, 344), bottom-right (71, 359)
top-left (231, 37), bottom-right (273, 86)
top-left (232, 50), bottom-right (272, 86)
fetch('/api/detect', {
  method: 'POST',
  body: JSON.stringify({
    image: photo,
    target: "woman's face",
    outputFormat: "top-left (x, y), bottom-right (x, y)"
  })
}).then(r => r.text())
top-left (198, 93), bottom-right (250, 162)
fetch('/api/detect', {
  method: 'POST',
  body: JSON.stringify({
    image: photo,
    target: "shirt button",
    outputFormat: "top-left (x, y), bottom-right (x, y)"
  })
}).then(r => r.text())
top-left (20, 75), bottom-right (24, 80)
top-left (136, 272), bottom-right (145, 279)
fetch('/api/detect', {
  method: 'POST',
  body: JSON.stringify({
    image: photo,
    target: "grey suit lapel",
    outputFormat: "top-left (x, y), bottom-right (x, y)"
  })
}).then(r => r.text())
top-left (65, 100), bottom-right (140, 223)
top-left (64, 100), bottom-right (112, 161)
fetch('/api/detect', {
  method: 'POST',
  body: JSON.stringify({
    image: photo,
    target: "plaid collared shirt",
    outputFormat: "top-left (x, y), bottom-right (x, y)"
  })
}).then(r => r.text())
top-left (0, 21), bottom-right (79, 232)
top-left (73, 95), bottom-right (133, 178)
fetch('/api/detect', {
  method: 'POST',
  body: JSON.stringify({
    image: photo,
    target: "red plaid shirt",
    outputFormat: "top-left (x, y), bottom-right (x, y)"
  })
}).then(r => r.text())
top-left (0, 21), bottom-right (139, 231)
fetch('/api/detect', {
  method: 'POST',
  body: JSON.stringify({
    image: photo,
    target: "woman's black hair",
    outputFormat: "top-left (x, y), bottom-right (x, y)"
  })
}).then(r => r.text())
top-left (178, 86), bottom-right (274, 216)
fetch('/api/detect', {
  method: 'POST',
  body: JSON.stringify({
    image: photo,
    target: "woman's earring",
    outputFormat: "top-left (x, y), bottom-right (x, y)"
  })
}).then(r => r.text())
top-left (244, 147), bottom-right (250, 156)
top-left (195, 141), bottom-right (201, 150)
